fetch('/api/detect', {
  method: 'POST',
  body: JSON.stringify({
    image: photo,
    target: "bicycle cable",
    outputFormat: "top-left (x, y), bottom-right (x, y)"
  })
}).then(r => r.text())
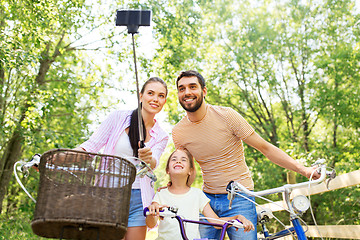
top-left (285, 167), bottom-right (324, 237)
top-left (233, 192), bottom-right (297, 239)
top-left (246, 164), bottom-right (332, 239)
top-left (14, 161), bottom-right (37, 203)
top-left (306, 166), bottom-right (336, 240)
top-left (198, 217), bottom-right (230, 224)
top-left (198, 216), bottom-right (245, 230)
top-left (94, 156), bottom-right (156, 186)
top-left (94, 156), bottom-right (133, 186)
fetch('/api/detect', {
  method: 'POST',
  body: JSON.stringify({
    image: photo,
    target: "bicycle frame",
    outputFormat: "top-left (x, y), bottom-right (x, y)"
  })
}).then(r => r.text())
top-left (143, 207), bottom-right (243, 240)
top-left (259, 217), bottom-right (304, 240)
top-left (227, 161), bottom-right (334, 240)
top-left (256, 187), bottom-right (309, 240)
top-left (175, 216), bottom-right (237, 240)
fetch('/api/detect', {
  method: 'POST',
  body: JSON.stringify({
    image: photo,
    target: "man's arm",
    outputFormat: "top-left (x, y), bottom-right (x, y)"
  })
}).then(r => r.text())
top-left (243, 132), bottom-right (320, 179)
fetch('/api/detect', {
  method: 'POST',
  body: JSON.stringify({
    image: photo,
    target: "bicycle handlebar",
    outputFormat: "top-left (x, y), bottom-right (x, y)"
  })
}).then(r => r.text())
top-left (143, 206), bottom-right (178, 218)
top-left (227, 166), bottom-right (329, 198)
top-left (143, 207), bottom-right (244, 229)
top-left (226, 219), bottom-right (243, 229)
top-left (19, 154), bottom-right (41, 171)
top-left (16, 152), bottom-right (157, 180)
top-left (14, 151), bottom-right (158, 204)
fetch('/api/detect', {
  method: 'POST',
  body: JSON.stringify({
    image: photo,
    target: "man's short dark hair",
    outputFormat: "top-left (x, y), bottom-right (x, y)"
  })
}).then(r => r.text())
top-left (176, 70), bottom-right (206, 89)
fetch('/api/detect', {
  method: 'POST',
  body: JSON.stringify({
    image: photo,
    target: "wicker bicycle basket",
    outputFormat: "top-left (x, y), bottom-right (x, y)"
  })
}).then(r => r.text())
top-left (31, 149), bottom-right (136, 240)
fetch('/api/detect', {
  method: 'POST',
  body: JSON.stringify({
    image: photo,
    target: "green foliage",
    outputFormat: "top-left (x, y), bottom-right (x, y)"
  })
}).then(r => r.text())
top-left (1, 172), bottom-right (48, 239)
top-left (0, 0), bottom-right (130, 222)
top-left (146, 0), bottom-right (360, 234)
top-left (1, 0), bottom-right (359, 237)
top-left (0, 211), bottom-right (41, 240)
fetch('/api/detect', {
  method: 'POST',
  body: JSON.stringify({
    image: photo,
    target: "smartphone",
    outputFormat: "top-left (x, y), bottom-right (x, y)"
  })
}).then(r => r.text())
top-left (116, 10), bottom-right (151, 33)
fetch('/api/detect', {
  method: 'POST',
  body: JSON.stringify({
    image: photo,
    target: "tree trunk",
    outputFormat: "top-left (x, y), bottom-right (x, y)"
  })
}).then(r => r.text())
top-left (287, 171), bottom-right (296, 184)
top-left (0, 128), bottom-right (23, 213)
top-left (299, 80), bottom-right (310, 152)
top-left (331, 77), bottom-right (339, 168)
top-left (0, 10), bottom-right (5, 124)
top-left (0, 40), bottom-right (58, 213)
top-left (0, 62), bottom-right (4, 109)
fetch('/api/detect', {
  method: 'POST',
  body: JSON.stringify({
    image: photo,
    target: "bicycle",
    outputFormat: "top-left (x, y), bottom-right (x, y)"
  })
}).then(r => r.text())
top-left (226, 159), bottom-right (336, 240)
top-left (14, 148), bottom-right (157, 240)
top-left (143, 206), bottom-right (244, 240)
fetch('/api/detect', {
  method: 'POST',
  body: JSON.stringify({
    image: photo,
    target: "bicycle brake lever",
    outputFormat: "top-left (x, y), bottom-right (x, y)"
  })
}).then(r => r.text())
top-left (228, 192), bottom-right (234, 209)
top-left (18, 154), bottom-right (41, 174)
top-left (169, 206), bottom-right (178, 213)
top-left (136, 163), bottom-right (157, 182)
top-left (136, 165), bottom-right (147, 177)
top-left (325, 169), bottom-right (336, 190)
top-left (226, 181), bottom-right (235, 209)
top-left (145, 170), bottom-right (157, 182)
top-left (327, 169), bottom-right (336, 179)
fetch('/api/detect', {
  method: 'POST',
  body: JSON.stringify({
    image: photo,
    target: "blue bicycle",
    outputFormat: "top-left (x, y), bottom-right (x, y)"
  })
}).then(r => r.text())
top-left (226, 159), bottom-right (336, 240)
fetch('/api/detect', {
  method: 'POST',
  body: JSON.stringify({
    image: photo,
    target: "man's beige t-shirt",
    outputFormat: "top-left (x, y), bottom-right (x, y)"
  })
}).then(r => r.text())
top-left (172, 105), bottom-right (255, 194)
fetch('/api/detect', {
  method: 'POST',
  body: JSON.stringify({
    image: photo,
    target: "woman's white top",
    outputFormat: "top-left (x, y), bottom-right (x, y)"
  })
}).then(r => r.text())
top-left (114, 130), bottom-right (141, 189)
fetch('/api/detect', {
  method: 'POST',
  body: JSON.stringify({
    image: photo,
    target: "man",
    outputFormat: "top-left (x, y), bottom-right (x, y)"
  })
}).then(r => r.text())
top-left (172, 70), bottom-right (319, 240)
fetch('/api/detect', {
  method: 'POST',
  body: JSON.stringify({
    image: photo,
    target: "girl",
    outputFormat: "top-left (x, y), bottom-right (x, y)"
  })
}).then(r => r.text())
top-left (75, 77), bottom-right (169, 240)
top-left (146, 149), bottom-right (254, 240)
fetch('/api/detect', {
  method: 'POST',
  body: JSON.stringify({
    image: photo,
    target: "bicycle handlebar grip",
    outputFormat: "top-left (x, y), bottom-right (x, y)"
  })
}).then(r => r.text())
top-left (143, 207), bottom-right (149, 217)
top-left (143, 207), bottom-right (176, 218)
top-left (143, 207), bottom-right (167, 217)
top-left (232, 219), bottom-right (243, 229)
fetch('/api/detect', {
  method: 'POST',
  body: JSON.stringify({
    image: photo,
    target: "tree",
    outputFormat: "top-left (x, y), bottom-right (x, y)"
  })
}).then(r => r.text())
top-left (0, 0), bottom-right (130, 213)
top-left (144, 0), bottom-right (360, 227)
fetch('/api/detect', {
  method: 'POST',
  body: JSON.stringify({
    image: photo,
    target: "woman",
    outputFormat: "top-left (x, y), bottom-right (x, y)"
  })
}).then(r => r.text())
top-left (76, 77), bottom-right (168, 240)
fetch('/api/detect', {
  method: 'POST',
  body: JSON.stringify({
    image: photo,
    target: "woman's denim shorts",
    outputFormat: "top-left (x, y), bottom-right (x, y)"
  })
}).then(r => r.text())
top-left (127, 189), bottom-right (146, 227)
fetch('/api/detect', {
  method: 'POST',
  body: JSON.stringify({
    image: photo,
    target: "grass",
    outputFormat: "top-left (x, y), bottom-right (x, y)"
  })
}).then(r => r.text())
top-left (0, 210), bottom-right (160, 240)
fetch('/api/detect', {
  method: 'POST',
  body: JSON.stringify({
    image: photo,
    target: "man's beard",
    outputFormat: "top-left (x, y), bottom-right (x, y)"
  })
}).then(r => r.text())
top-left (179, 92), bottom-right (204, 113)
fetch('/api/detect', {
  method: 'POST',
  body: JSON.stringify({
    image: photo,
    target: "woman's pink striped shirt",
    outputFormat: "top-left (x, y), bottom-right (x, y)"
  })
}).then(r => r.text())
top-left (80, 110), bottom-right (168, 208)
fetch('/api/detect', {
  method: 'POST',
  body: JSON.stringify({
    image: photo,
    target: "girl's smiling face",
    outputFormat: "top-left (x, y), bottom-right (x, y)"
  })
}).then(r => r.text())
top-left (167, 150), bottom-right (192, 176)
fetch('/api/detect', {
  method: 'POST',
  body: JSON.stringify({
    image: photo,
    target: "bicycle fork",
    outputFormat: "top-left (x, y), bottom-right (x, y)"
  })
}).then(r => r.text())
top-left (291, 218), bottom-right (307, 240)
top-left (259, 219), bottom-right (296, 240)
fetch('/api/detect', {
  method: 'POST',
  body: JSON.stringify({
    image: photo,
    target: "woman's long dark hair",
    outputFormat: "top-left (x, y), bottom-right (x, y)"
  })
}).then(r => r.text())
top-left (128, 77), bottom-right (167, 157)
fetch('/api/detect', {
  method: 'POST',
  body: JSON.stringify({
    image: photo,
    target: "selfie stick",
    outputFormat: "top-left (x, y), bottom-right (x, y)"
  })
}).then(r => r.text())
top-left (131, 33), bottom-right (145, 147)
top-left (116, 10), bottom-right (151, 148)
